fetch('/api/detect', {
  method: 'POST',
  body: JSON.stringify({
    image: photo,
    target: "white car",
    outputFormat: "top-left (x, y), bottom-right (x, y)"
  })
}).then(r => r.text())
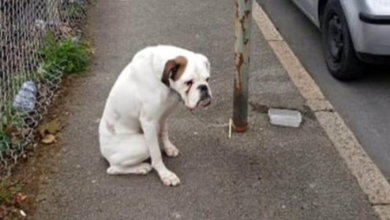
top-left (292, 0), bottom-right (390, 80)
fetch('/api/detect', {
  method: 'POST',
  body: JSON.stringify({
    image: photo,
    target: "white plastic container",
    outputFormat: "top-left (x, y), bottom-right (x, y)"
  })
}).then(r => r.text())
top-left (13, 81), bottom-right (37, 112)
top-left (268, 108), bottom-right (302, 128)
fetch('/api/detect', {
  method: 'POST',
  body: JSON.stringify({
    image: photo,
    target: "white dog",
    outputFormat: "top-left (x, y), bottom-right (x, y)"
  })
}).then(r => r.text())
top-left (99, 45), bottom-right (212, 186)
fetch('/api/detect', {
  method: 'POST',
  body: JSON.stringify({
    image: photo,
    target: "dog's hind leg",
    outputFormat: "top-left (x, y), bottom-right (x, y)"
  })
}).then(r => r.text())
top-left (107, 163), bottom-right (152, 175)
top-left (104, 134), bottom-right (151, 175)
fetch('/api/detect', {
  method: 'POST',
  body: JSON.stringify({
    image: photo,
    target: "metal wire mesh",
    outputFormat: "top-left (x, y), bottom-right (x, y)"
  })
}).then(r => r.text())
top-left (0, 0), bottom-right (88, 179)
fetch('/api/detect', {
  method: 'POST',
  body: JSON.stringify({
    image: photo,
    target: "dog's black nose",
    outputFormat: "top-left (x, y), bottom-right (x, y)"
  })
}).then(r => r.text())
top-left (198, 85), bottom-right (208, 92)
top-left (198, 84), bottom-right (210, 102)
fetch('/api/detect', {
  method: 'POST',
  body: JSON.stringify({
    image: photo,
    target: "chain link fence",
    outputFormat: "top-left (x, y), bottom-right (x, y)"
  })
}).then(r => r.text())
top-left (0, 0), bottom-right (88, 179)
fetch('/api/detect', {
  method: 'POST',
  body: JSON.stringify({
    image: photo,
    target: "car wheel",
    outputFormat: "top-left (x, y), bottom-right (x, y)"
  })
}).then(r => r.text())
top-left (321, 0), bottom-right (364, 80)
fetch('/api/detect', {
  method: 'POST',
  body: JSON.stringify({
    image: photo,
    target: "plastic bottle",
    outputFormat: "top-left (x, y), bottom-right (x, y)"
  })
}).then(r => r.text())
top-left (13, 81), bottom-right (37, 112)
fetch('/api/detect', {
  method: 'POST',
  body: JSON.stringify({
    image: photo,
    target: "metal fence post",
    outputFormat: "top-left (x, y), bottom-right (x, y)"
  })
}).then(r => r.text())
top-left (233, 0), bottom-right (253, 132)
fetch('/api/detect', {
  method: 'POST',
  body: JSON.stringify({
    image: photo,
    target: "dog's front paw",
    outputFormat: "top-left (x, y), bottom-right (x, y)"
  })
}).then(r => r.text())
top-left (160, 171), bottom-right (181, 186)
top-left (163, 145), bottom-right (179, 157)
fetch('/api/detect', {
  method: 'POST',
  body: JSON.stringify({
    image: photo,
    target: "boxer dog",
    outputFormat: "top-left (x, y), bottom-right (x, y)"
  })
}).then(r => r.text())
top-left (99, 45), bottom-right (212, 186)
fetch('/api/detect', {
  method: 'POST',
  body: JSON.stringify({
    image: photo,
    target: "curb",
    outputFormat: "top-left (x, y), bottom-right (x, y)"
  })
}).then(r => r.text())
top-left (252, 2), bottom-right (390, 219)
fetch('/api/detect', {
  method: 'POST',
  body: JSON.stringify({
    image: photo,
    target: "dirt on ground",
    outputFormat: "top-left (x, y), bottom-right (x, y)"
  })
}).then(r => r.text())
top-left (0, 75), bottom-right (84, 220)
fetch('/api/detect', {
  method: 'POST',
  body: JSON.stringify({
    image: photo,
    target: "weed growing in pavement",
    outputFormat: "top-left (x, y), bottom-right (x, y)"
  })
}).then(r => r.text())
top-left (1, 31), bottom-right (90, 157)
top-left (39, 32), bottom-right (90, 80)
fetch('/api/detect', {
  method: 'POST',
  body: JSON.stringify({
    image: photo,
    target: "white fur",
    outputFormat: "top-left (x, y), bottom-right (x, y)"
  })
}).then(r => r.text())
top-left (99, 45), bottom-right (211, 186)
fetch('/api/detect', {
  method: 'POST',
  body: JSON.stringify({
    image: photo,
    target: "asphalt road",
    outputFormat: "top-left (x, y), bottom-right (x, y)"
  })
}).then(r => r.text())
top-left (256, 0), bottom-right (390, 181)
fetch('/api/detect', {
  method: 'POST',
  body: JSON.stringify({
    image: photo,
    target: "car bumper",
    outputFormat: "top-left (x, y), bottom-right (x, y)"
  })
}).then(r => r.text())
top-left (353, 12), bottom-right (390, 57)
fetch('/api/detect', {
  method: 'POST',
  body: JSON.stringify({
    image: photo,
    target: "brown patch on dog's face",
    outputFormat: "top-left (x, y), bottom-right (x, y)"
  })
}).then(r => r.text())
top-left (162, 56), bottom-right (188, 86)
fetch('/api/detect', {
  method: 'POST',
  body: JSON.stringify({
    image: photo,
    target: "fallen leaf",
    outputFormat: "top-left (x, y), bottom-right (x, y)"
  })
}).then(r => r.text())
top-left (41, 134), bottom-right (56, 144)
top-left (14, 193), bottom-right (27, 204)
top-left (38, 119), bottom-right (60, 138)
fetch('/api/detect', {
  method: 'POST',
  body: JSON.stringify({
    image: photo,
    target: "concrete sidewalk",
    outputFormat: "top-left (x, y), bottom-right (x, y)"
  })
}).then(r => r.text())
top-left (33, 0), bottom-right (379, 219)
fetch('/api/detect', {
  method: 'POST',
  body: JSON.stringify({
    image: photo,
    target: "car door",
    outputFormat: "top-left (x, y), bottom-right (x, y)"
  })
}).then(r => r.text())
top-left (292, 0), bottom-right (319, 24)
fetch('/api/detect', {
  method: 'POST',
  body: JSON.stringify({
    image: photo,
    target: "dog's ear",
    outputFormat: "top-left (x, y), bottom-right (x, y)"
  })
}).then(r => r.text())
top-left (162, 56), bottom-right (187, 87)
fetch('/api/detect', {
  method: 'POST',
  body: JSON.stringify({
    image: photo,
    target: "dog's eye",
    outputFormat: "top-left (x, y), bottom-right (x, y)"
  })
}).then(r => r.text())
top-left (206, 77), bottom-right (210, 82)
top-left (185, 80), bottom-right (193, 87)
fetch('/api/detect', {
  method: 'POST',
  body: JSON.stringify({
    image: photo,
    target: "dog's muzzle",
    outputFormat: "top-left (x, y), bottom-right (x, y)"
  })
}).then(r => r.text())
top-left (198, 84), bottom-right (211, 107)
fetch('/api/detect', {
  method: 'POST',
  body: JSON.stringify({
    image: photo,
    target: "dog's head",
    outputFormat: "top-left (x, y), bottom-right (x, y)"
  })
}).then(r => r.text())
top-left (162, 54), bottom-right (212, 110)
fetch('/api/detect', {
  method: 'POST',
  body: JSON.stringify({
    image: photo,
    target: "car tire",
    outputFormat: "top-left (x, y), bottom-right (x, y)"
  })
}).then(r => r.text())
top-left (321, 0), bottom-right (364, 80)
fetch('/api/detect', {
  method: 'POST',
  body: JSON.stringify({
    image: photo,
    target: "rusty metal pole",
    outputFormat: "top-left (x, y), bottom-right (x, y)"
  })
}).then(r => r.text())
top-left (233, 0), bottom-right (253, 132)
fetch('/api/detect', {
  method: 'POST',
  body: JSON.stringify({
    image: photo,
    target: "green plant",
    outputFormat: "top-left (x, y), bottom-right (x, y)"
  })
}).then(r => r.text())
top-left (0, 178), bottom-right (25, 208)
top-left (40, 32), bottom-right (90, 78)
top-left (0, 110), bottom-right (26, 154)
top-left (66, 3), bottom-right (84, 18)
top-left (0, 131), bottom-right (10, 154)
top-left (8, 75), bottom-right (25, 93)
top-left (0, 179), bottom-right (13, 205)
